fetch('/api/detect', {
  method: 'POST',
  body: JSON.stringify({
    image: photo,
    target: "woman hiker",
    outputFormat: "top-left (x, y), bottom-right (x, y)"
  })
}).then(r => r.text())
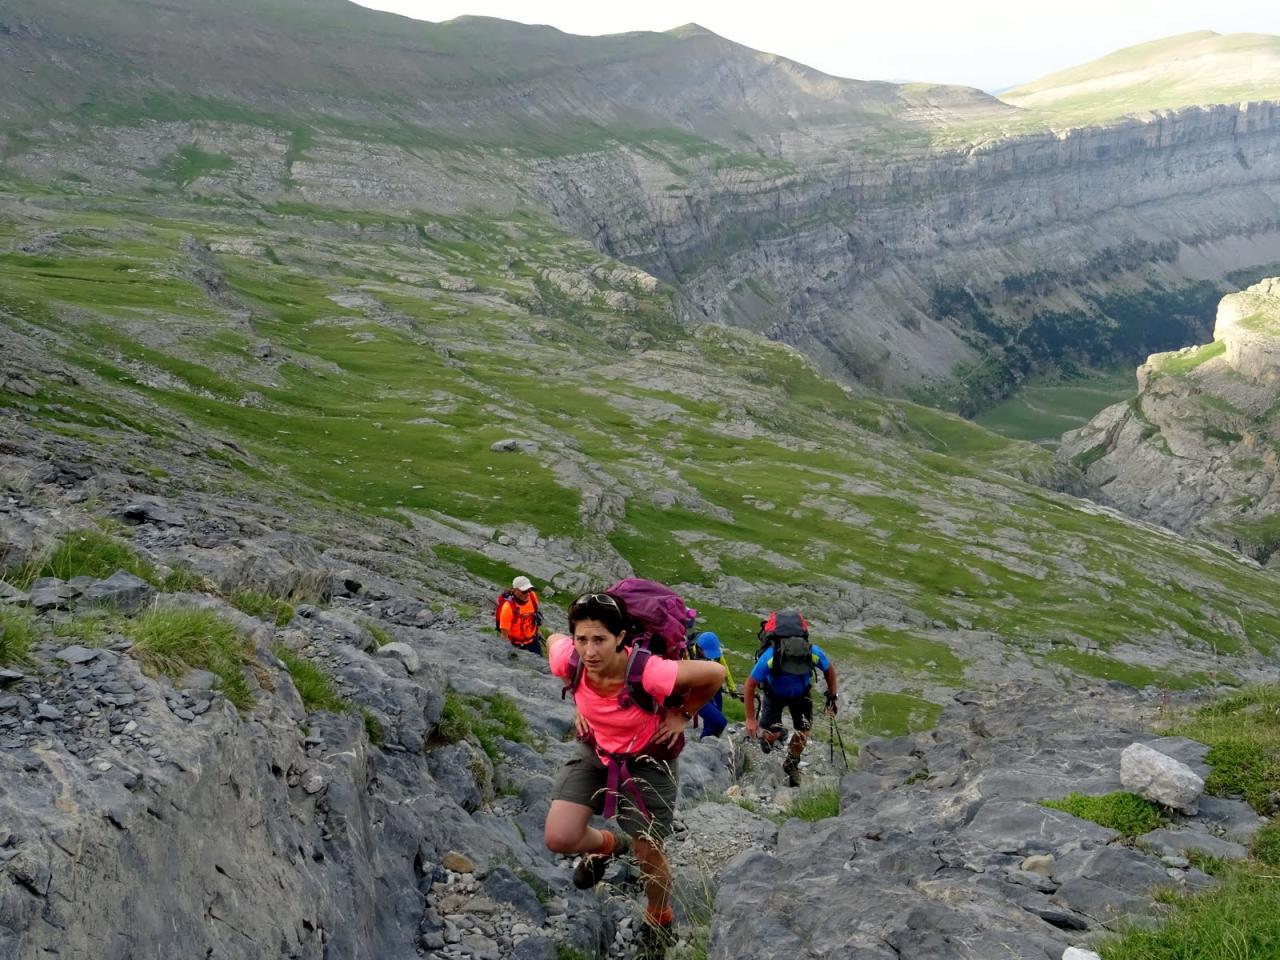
top-left (543, 592), bottom-right (725, 957)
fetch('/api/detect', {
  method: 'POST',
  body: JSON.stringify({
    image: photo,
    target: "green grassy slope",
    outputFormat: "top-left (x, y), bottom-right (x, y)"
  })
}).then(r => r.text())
top-left (3, 180), bottom-right (1278, 722)
top-left (1001, 31), bottom-right (1280, 123)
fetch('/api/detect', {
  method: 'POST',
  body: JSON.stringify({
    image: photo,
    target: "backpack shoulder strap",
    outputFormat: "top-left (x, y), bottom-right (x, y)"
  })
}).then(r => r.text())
top-left (620, 647), bottom-right (656, 712)
top-left (562, 647), bottom-right (586, 700)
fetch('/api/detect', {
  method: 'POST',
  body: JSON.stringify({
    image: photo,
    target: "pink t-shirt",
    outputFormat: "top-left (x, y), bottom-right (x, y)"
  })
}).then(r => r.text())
top-left (549, 634), bottom-right (680, 754)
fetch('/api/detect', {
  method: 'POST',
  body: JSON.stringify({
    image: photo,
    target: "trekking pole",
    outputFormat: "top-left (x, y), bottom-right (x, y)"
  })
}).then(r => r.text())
top-left (830, 714), bottom-right (850, 772)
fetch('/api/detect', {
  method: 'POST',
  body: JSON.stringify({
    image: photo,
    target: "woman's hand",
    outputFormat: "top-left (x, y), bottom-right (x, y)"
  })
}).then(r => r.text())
top-left (651, 710), bottom-right (688, 745)
top-left (574, 710), bottom-right (591, 739)
top-left (745, 715), bottom-right (758, 739)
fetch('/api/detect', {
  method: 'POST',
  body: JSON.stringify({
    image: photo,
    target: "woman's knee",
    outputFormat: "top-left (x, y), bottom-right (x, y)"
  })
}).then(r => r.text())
top-left (544, 822), bottom-right (585, 854)
top-left (544, 802), bottom-right (592, 853)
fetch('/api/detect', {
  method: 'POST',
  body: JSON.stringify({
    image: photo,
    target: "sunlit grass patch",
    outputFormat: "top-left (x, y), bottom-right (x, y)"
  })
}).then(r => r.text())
top-left (854, 691), bottom-right (942, 738)
top-left (1041, 791), bottom-right (1162, 837)
top-left (229, 589), bottom-right (295, 627)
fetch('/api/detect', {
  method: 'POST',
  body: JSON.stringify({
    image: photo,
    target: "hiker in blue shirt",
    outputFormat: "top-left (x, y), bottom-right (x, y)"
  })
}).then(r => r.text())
top-left (690, 631), bottom-right (738, 739)
top-left (743, 609), bottom-right (838, 787)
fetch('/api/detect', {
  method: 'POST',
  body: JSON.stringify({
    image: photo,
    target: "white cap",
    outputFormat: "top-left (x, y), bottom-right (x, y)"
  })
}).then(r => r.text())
top-left (512, 576), bottom-right (533, 592)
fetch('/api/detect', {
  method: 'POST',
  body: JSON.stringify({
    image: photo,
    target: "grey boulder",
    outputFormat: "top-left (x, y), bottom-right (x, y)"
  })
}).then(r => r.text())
top-left (1120, 742), bottom-right (1204, 814)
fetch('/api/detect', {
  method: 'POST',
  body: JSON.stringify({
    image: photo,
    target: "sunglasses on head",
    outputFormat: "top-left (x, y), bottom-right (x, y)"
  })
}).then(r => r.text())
top-left (572, 593), bottom-right (620, 610)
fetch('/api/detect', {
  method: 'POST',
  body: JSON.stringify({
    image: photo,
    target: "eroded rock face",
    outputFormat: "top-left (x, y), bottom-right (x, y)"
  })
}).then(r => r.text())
top-left (1059, 279), bottom-right (1280, 559)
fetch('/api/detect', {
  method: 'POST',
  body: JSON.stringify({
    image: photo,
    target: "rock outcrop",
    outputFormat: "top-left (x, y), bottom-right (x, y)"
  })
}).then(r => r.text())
top-left (1058, 279), bottom-right (1280, 560)
top-left (709, 685), bottom-right (1261, 960)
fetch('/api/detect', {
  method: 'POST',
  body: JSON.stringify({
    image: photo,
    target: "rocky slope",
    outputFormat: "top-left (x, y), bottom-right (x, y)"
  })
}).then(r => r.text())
top-left (4, 192), bottom-right (1280, 707)
top-left (2, 436), bottom-right (1270, 959)
top-left (1058, 279), bottom-right (1280, 563)
top-left (3, 1), bottom-right (1280, 404)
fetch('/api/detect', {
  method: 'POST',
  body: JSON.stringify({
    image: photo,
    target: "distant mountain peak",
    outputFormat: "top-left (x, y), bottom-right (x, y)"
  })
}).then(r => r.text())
top-left (666, 23), bottom-right (719, 39)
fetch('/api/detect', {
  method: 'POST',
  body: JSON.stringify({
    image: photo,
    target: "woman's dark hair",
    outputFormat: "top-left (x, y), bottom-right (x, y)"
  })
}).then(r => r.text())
top-left (567, 592), bottom-right (630, 637)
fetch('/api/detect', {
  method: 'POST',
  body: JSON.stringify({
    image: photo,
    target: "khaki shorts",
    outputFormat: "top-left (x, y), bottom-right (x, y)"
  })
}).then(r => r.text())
top-left (551, 743), bottom-right (679, 842)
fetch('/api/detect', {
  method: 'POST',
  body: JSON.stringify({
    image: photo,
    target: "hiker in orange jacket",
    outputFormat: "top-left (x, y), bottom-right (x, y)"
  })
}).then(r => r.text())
top-left (499, 575), bottom-right (544, 656)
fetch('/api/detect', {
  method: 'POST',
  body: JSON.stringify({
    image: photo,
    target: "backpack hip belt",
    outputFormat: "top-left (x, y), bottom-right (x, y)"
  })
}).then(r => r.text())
top-left (580, 735), bottom-right (683, 822)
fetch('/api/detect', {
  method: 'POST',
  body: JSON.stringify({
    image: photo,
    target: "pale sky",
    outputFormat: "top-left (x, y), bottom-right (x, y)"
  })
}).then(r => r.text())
top-left (353, 0), bottom-right (1280, 91)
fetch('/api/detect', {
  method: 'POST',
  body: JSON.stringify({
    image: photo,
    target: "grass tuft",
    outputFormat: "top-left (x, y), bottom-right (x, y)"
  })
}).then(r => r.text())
top-left (1251, 821), bottom-right (1280, 867)
top-left (37, 529), bottom-right (157, 585)
top-left (787, 786), bottom-right (840, 822)
top-left (51, 609), bottom-right (124, 647)
top-left (1099, 862), bottom-right (1280, 959)
top-left (1171, 686), bottom-right (1280, 814)
top-left (160, 564), bottom-right (211, 593)
top-left (1041, 791), bottom-right (1163, 836)
top-left (273, 645), bottom-right (349, 713)
top-left (128, 606), bottom-right (253, 710)
top-left (362, 619), bottom-right (393, 647)
top-left (231, 589), bottom-right (296, 627)
top-left (360, 706), bottom-right (384, 746)
top-left (0, 606), bottom-right (36, 665)
top-left (435, 690), bottom-right (533, 759)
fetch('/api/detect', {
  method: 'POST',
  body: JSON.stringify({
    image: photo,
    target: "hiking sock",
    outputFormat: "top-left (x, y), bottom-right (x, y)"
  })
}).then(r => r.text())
top-left (644, 906), bottom-right (674, 929)
top-left (572, 830), bottom-right (628, 889)
top-left (591, 830), bottom-right (629, 858)
top-left (638, 907), bottom-right (675, 959)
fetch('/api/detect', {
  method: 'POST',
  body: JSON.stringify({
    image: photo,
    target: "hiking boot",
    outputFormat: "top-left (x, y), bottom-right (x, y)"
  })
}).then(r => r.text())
top-left (782, 755), bottom-right (801, 788)
top-left (571, 831), bottom-right (628, 889)
top-left (636, 919), bottom-right (675, 959)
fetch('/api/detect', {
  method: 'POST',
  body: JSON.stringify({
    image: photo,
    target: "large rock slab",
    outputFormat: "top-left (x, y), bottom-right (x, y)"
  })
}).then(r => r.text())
top-left (81, 570), bottom-right (155, 614)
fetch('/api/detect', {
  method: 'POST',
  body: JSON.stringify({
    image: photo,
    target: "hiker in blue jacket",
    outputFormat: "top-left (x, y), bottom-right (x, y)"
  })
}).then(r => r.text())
top-left (690, 631), bottom-right (738, 739)
top-left (743, 609), bottom-right (837, 787)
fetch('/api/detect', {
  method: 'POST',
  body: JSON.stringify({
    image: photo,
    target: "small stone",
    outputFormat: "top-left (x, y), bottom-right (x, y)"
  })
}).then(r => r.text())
top-left (1022, 854), bottom-right (1055, 876)
top-left (37, 703), bottom-right (64, 721)
top-left (174, 708), bottom-right (196, 721)
top-left (1063, 949), bottom-right (1103, 960)
top-left (1122, 742), bottom-right (1204, 814)
top-left (419, 932), bottom-right (445, 950)
top-left (95, 761), bottom-right (112, 772)
top-left (302, 774), bottom-right (327, 795)
top-left (180, 669), bottom-right (219, 692)
top-left (442, 851), bottom-right (475, 874)
top-left (0, 669), bottom-right (26, 684)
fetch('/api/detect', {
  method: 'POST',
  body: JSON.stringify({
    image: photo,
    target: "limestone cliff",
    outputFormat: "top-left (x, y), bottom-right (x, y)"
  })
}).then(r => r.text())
top-left (1058, 279), bottom-right (1280, 562)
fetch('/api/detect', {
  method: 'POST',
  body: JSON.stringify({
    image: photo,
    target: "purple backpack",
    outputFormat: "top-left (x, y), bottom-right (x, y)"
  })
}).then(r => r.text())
top-left (606, 578), bottom-right (690, 659)
top-left (560, 578), bottom-right (690, 703)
